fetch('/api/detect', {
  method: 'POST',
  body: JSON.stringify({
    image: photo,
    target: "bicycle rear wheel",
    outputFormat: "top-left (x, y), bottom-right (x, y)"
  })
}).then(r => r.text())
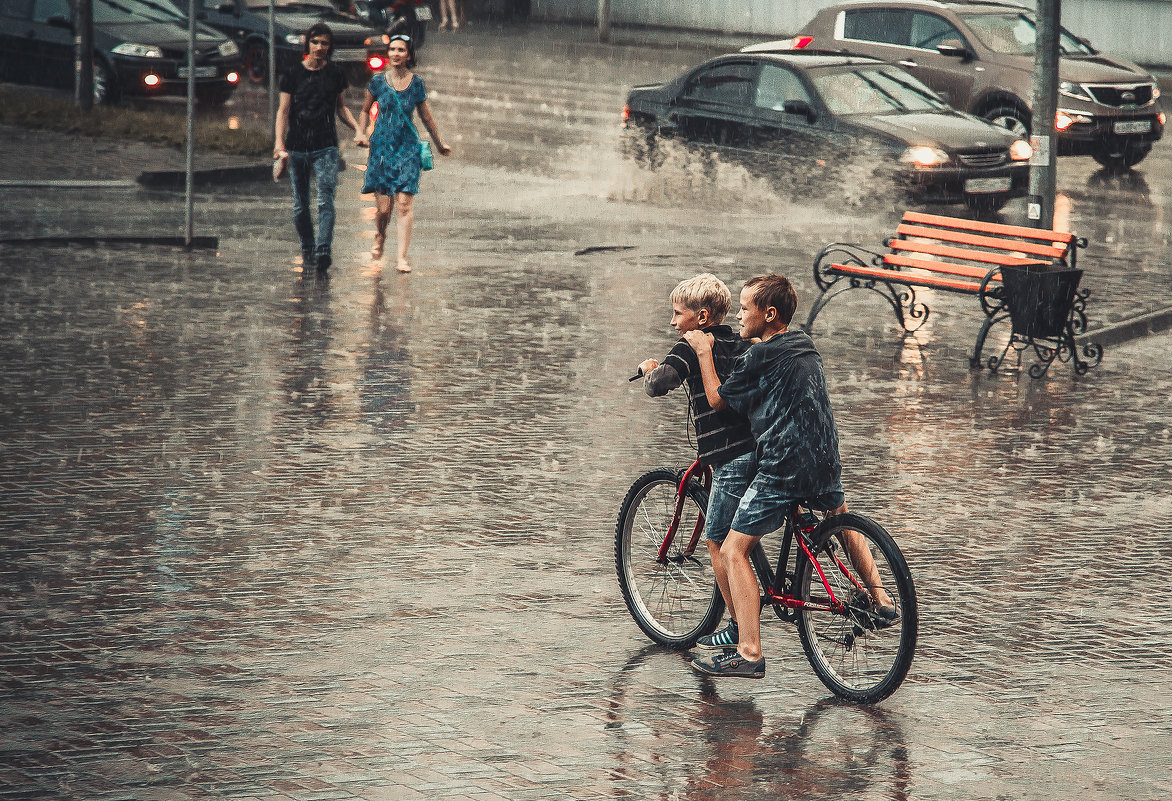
top-left (615, 469), bottom-right (724, 648)
top-left (794, 513), bottom-right (917, 703)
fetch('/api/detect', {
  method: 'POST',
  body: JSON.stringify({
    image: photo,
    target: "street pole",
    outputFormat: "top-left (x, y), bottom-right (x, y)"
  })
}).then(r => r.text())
top-left (74, 0), bottom-right (93, 110)
top-left (185, 0), bottom-right (196, 248)
top-left (597, 0), bottom-right (610, 43)
top-left (269, 1), bottom-right (277, 136)
top-left (1027, 0), bottom-right (1060, 229)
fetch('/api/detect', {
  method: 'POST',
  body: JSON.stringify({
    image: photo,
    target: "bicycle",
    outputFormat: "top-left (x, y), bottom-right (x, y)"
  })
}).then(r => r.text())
top-left (614, 455), bottom-right (918, 704)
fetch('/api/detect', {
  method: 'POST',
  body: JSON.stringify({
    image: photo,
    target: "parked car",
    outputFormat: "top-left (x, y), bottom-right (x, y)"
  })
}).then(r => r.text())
top-left (0, 0), bottom-right (242, 105)
top-left (767, 0), bottom-right (1166, 171)
top-left (350, 0), bottom-right (431, 47)
top-left (180, 0), bottom-right (381, 84)
top-left (623, 51), bottom-right (1032, 210)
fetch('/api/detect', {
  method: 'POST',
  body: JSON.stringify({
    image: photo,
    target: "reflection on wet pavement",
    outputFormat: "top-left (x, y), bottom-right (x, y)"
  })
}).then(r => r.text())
top-left (3, 21), bottom-right (1172, 801)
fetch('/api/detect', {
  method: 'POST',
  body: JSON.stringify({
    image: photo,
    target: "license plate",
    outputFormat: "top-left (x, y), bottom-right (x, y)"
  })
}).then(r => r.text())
top-left (334, 48), bottom-right (366, 62)
top-left (178, 66), bottom-right (216, 79)
top-left (965, 176), bottom-right (1011, 194)
top-left (1113, 119), bottom-right (1151, 135)
top-left (415, 5), bottom-right (432, 20)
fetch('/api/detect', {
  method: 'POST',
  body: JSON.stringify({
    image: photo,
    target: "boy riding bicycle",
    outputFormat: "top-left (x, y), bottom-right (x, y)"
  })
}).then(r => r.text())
top-left (683, 274), bottom-right (897, 679)
top-left (637, 273), bottom-right (757, 650)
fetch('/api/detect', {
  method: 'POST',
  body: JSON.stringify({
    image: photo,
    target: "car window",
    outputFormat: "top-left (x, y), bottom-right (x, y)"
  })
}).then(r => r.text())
top-left (842, 8), bottom-right (911, 46)
top-left (681, 62), bottom-right (758, 106)
top-left (92, 0), bottom-right (186, 23)
top-left (30, 0), bottom-right (69, 22)
top-left (0, 0), bottom-right (34, 19)
top-left (754, 64), bottom-right (812, 111)
top-left (813, 67), bottom-right (948, 115)
top-left (960, 12), bottom-right (1093, 55)
top-left (910, 12), bottom-right (965, 50)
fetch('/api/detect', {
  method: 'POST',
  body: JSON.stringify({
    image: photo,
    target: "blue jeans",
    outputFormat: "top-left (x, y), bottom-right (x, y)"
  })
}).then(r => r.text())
top-left (288, 146), bottom-right (339, 260)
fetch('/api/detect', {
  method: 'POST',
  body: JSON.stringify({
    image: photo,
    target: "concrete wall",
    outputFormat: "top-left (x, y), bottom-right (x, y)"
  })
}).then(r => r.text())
top-left (529, 0), bottom-right (1172, 68)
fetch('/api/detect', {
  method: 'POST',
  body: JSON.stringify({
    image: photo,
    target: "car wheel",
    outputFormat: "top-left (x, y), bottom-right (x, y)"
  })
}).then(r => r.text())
top-left (982, 104), bottom-right (1031, 138)
top-left (1092, 140), bottom-right (1151, 172)
top-left (93, 59), bottom-right (117, 105)
top-left (245, 42), bottom-right (269, 84)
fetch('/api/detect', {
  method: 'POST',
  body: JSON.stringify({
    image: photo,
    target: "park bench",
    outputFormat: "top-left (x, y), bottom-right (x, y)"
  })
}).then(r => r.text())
top-left (802, 210), bottom-right (1103, 377)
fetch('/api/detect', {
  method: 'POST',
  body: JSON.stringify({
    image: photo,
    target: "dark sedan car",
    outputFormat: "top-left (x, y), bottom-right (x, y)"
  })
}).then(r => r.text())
top-left (0, 0), bottom-right (242, 105)
top-left (623, 51), bottom-right (1033, 209)
top-left (184, 0), bottom-right (379, 84)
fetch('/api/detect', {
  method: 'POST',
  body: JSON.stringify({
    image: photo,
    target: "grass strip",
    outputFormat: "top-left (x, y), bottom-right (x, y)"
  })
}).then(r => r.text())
top-left (0, 85), bottom-right (269, 156)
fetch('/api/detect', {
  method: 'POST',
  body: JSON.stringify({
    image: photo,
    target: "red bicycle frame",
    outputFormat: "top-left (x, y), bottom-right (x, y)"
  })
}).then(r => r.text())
top-left (655, 460), bottom-right (711, 564)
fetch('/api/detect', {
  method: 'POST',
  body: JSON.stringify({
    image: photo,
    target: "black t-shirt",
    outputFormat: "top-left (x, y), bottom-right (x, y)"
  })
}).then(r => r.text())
top-left (279, 62), bottom-right (348, 152)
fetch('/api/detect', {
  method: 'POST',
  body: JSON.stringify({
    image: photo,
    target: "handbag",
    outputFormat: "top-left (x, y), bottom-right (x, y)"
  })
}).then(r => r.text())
top-left (388, 80), bottom-right (434, 171)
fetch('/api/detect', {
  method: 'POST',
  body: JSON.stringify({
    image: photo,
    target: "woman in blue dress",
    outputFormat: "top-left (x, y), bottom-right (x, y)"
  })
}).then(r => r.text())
top-left (354, 35), bottom-right (451, 272)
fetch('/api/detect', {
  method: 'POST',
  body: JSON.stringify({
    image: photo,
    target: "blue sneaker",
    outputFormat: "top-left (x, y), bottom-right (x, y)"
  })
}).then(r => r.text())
top-left (694, 621), bottom-right (739, 652)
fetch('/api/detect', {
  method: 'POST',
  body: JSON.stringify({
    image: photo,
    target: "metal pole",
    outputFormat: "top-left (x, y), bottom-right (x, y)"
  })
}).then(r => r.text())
top-left (1027, 0), bottom-right (1060, 229)
top-left (269, 0), bottom-right (277, 136)
top-left (597, 0), bottom-right (609, 43)
top-left (185, 0), bottom-right (196, 248)
top-left (74, 0), bottom-right (93, 110)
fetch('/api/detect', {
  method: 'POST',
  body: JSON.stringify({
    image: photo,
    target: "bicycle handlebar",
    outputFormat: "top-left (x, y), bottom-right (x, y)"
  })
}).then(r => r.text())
top-left (628, 372), bottom-right (642, 382)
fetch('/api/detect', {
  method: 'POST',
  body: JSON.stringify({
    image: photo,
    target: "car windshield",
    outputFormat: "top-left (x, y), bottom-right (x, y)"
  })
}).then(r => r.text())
top-left (960, 13), bottom-right (1093, 56)
top-left (812, 67), bottom-right (949, 115)
top-left (94, 0), bottom-right (186, 23)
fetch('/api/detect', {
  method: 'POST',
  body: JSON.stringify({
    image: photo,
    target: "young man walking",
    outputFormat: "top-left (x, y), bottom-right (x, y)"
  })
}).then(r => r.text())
top-left (273, 23), bottom-right (361, 274)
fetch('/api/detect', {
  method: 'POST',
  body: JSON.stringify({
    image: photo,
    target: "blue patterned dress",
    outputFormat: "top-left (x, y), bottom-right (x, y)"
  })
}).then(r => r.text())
top-left (362, 73), bottom-right (426, 195)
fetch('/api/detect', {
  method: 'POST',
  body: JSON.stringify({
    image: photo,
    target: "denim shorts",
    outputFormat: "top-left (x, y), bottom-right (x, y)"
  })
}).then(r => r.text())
top-left (703, 451), bottom-right (757, 544)
top-left (728, 474), bottom-right (846, 539)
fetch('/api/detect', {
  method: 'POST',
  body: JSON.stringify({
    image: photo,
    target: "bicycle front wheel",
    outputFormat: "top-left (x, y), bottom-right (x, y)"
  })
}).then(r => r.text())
top-left (795, 513), bottom-right (918, 703)
top-left (615, 469), bottom-right (724, 648)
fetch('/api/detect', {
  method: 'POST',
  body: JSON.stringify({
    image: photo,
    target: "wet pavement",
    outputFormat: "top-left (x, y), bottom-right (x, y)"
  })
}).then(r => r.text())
top-left (3, 21), bottom-right (1172, 801)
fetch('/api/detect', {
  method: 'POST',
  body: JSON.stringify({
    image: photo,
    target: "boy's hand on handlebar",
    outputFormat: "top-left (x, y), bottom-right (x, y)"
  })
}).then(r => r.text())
top-left (637, 359), bottom-right (659, 376)
top-left (682, 330), bottom-right (714, 353)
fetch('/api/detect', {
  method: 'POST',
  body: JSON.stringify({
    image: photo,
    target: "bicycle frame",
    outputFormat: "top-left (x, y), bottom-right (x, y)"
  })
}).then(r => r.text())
top-left (655, 460), bottom-right (712, 564)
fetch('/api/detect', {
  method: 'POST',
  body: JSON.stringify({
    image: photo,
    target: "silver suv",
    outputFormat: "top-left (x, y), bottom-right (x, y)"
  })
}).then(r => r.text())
top-left (758, 0), bottom-right (1166, 170)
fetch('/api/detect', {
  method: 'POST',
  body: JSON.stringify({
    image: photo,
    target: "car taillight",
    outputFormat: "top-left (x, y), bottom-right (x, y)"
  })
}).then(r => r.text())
top-left (622, 103), bottom-right (630, 122)
top-left (143, 74), bottom-right (160, 87)
top-left (792, 35), bottom-right (814, 49)
top-left (368, 54), bottom-right (385, 70)
top-left (226, 71), bottom-right (239, 84)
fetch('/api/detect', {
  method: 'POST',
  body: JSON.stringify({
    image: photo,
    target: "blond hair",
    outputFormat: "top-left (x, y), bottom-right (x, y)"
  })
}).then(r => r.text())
top-left (670, 273), bottom-right (731, 325)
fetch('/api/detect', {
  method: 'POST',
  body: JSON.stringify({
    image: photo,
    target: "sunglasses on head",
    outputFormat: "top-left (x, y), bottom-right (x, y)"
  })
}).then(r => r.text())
top-left (389, 34), bottom-right (410, 42)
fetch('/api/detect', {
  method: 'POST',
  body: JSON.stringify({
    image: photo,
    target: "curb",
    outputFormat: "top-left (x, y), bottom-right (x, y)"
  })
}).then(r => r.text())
top-left (1077, 306), bottom-right (1172, 348)
top-left (137, 164), bottom-right (270, 189)
top-left (0, 235), bottom-right (218, 249)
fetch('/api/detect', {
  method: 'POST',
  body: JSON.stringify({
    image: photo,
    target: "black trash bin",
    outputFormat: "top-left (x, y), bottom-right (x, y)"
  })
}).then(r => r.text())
top-left (1000, 261), bottom-right (1083, 340)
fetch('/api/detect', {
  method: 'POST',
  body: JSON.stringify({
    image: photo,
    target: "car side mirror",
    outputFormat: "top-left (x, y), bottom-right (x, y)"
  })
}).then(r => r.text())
top-left (783, 100), bottom-right (817, 122)
top-left (936, 39), bottom-right (970, 60)
top-left (46, 14), bottom-right (71, 28)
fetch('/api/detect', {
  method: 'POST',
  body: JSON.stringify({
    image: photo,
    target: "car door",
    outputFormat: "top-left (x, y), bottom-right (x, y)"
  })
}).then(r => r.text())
top-left (903, 10), bottom-right (976, 107)
top-left (0, 0), bottom-right (36, 83)
top-left (667, 60), bottom-right (761, 151)
top-left (28, 0), bottom-right (75, 90)
top-left (746, 62), bottom-right (831, 164)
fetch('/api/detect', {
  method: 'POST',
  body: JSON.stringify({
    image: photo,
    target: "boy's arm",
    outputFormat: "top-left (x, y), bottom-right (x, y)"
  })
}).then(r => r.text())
top-left (641, 362), bottom-right (683, 397)
top-left (681, 331), bottom-right (728, 411)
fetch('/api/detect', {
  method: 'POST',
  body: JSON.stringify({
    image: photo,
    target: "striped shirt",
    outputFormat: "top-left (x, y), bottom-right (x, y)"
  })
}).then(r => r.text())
top-left (644, 325), bottom-right (756, 467)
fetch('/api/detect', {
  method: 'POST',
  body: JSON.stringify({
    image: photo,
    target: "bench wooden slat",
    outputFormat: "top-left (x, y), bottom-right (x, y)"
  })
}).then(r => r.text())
top-left (896, 223), bottom-right (1068, 259)
top-left (902, 210), bottom-right (1075, 245)
top-left (889, 239), bottom-right (1051, 268)
top-left (828, 262), bottom-right (983, 294)
top-left (882, 253), bottom-right (1002, 281)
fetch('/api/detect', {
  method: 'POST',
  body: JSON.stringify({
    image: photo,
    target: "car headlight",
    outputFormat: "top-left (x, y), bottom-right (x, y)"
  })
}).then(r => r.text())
top-left (1009, 139), bottom-right (1032, 161)
top-left (218, 40), bottom-right (239, 57)
top-left (284, 33), bottom-right (305, 46)
top-left (899, 146), bottom-right (950, 168)
top-left (1059, 80), bottom-right (1094, 101)
top-left (1055, 110), bottom-right (1094, 130)
top-left (112, 43), bottom-right (164, 58)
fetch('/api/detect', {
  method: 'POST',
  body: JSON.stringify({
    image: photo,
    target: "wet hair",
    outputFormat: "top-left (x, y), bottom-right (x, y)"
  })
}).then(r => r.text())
top-left (671, 273), bottom-right (731, 325)
top-left (304, 23), bottom-right (333, 58)
top-left (387, 33), bottom-right (416, 68)
top-left (743, 274), bottom-right (798, 326)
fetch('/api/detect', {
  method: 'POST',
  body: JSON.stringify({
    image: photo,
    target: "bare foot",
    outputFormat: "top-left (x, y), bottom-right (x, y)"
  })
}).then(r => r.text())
top-left (396, 261), bottom-right (412, 273)
top-left (370, 234), bottom-right (385, 259)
